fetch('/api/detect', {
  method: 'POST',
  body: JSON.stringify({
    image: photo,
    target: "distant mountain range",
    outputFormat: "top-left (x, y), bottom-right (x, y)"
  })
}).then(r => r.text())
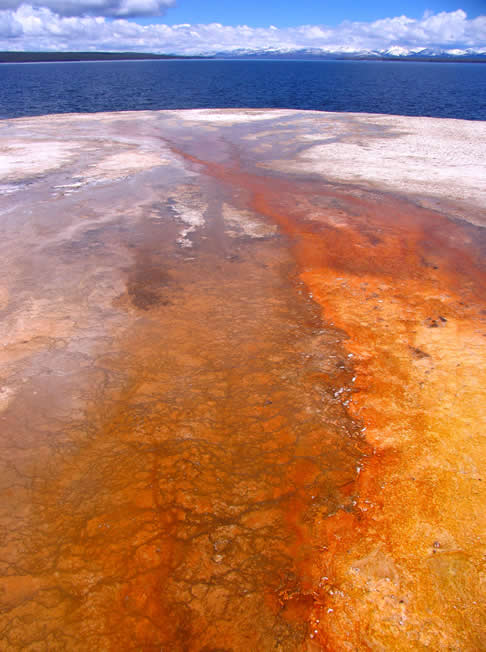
top-left (213, 46), bottom-right (486, 61)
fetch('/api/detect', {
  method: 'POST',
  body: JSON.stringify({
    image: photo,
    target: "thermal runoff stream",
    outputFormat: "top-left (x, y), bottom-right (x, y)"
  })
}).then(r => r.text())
top-left (0, 110), bottom-right (484, 650)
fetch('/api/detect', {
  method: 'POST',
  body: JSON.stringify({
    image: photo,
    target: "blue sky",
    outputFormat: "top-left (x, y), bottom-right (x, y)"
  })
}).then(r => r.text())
top-left (158, 0), bottom-right (486, 27)
top-left (0, 1), bottom-right (484, 53)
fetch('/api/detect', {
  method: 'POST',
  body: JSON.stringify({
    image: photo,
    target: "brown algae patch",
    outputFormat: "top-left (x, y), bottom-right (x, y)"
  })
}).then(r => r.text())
top-left (0, 166), bottom-right (363, 649)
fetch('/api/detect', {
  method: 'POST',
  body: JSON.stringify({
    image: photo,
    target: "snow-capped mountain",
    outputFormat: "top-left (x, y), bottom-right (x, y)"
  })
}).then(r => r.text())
top-left (211, 46), bottom-right (486, 60)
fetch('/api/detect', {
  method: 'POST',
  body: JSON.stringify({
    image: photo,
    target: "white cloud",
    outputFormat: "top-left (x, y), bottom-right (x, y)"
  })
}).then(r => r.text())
top-left (1, 0), bottom-right (175, 18)
top-left (0, 6), bottom-right (484, 54)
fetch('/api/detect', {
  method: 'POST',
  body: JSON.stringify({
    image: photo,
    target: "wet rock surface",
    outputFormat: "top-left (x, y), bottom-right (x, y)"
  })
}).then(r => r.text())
top-left (0, 110), bottom-right (484, 650)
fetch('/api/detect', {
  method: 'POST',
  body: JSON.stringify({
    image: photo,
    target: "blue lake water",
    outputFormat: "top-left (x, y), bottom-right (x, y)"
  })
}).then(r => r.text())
top-left (0, 59), bottom-right (485, 120)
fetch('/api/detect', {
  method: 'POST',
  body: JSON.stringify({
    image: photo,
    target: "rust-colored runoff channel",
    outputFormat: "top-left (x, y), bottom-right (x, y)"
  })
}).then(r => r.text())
top-left (164, 144), bottom-right (486, 650)
top-left (1, 132), bottom-right (485, 651)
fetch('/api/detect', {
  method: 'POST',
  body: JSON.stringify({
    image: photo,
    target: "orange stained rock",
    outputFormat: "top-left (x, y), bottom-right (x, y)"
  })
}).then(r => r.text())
top-left (248, 176), bottom-right (486, 650)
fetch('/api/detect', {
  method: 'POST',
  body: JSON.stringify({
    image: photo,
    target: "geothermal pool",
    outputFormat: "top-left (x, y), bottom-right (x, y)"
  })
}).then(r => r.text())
top-left (0, 110), bottom-right (484, 650)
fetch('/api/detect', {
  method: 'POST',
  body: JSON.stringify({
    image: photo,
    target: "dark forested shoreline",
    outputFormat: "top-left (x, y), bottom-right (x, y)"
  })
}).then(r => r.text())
top-left (0, 51), bottom-right (208, 63)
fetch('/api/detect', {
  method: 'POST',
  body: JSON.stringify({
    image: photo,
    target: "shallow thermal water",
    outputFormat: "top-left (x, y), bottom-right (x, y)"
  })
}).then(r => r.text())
top-left (0, 110), bottom-right (484, 651)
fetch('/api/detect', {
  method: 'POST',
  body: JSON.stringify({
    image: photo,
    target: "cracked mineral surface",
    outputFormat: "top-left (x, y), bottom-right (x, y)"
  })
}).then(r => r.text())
top-left (0, 109), bottom-right (484, 650)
